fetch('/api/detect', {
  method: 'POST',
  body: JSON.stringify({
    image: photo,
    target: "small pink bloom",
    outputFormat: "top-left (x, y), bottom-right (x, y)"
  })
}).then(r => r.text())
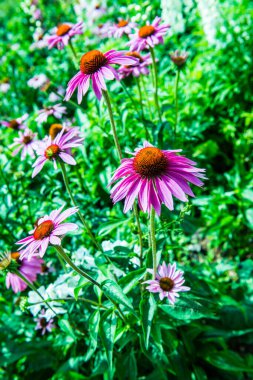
top-left (32, 127), bottom-right (83, 177)
top-left (108, 19), bottom-right (136, 38)
top-left (118, 51), bottom-right (152, 79)
top-left (36, 104), bottom-right (67, 124)
top-left (27, 74), bottom-right (49, 89)
top-left (109, 141), bottom-right (206, 216)
top-left (64, 49), bottom-right (138, 102)
top-left (47, 22), bottom-right (83, 50)
top-left (6, 252), bottom-right (44, 293)
top-left (10, 129), bottom-right (38, 160)
top-left (143, 262), bottom-right (190, 303)
top-left (1, 113), bottom-right (28, 130)
top-left (35, 309), bottom-right (55, 335)
top-left (128, 17), bottom-right (170, 52)
top-left (16, 205), bottom-right (79, 259)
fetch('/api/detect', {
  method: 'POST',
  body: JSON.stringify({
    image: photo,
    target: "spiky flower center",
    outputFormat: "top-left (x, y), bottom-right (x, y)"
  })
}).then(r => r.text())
top-left (56, 24), bottom-right (71, 36)
top-left (11, 252), bottom-right (21, 260)
top-left (80, 50), bottom-right (107, 75)
top-left (49, 124), bottom-right (63, 139)
top-left (159, 277), bottom-right (174, 291)
top-left (117, 20), bottom-right (128, 28)
top-left (9, 119), bottom-right (20, 130)
top-left (45, 144), bottom-right (60, 159)
top-left (23, 135), bottom-right (32, 145)
top-left (139, 25), bottom-right (155, 38)
top-left (0, 252), bottom-right (11, 270)
top-left (126, 51), bottom-right (143, 63)
top-left (133, 147), bottom-right (168, 178)
top-left (33, 220), bottom-right (54, 240)
top-left (40, 317), bottom-right (48, 328)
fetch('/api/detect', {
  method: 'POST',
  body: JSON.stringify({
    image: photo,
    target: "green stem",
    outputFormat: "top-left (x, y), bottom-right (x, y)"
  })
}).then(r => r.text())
top-left (59, 161), bottom-right (102, 252)
top-left (102, 89), bottom-right (122, 160)
top-left (149, 47), bottom-right (162, 123)
top-left (150, 207), bottom-right (157, 279)
top-left (29, 297), bottom-right (108, 309)
top-left (133, 203), bottom-right (144, 267)
top-left (174, 69), bottom-right (180, 138)
top-left (68, 39), bottom-right (78, 68)
top-left (136, 77), bottom-right (150, 140)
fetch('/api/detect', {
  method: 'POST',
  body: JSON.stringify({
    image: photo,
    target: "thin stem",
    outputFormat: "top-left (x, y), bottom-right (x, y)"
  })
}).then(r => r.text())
top-left (68, 39), bottom-right (78, 68)
top-left (133, 203), bottom-right (144, 267)
top-left (150, 207), bottom-right (157, 279)
top-left (174, 69), bottom-right (180, 138)
top-left (149, 47), bottom-right (162, 123)
top-left (29, 297), bottom-right (108, 309)
top-left (136, 77), bottom-right (150, 140)
top-left (102, 89), bottom-right (122, 160)
top-left (59, 161), bottom-right (102, 252)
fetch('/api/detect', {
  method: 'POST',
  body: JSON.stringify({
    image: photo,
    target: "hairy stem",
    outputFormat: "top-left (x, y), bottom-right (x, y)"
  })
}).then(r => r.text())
top-left (150, 207), bottom-right (157, 279)
top-left (174, 69), bottom-right (180, 138)
top-left (149, 47), bottom-right (162, 123)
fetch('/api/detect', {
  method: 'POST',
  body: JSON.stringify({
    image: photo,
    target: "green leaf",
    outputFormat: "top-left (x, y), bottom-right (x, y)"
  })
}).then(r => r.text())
top-left (100, 310), bottom-right (117, 376)
top-left (84, 310), bottom-right (100, 362)
top-left (119, 267), bottom-right (146, 294)
top-left (73, 277), bottom-right (90, 300)
top-left (246, 209), bottom-right (253, 229)
top-left (58, 319), bottom-right (76, 341)
top-left (101, 279), bottom-right (134, 313)
top-left (140, 293), bottom-right (156, 349)
top-left (204, 350), bottom-right (253, 372)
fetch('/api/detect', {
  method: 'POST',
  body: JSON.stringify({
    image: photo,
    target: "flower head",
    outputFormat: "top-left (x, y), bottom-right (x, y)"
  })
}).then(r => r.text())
top-left (35, 309), bottom-right (55, 335)
top-left (64, 49), bottom-right (138, 102)
top-left (11, 129), bottom-right (38, 160)
top-left (16, 205), bottom-right (78, 259)
top-left (47, 22), bottom-right (83, 50)
top-left (36, 104), bottom-right (67, 124)
top-left (0, 78), bottom-right (10, 93)
top-left (128, 17), bottom-right (170, 52)
top-left (6, 252), bottom-right (43, 293)
top-left (118, 51), bottom-right (152, 79)
top-left (108, 19), bottom-right (136, 38)
top-left (32, 127), bottom-right (83, 177)
top-left (109, 141), bottom-right (206, 215)
top-left (1, 113), bottom-right (28, 130)
top-left (144, 262), bottom-right (190, 303)
top-left (27, 74), bottom-right (49, 89)
top-left (170, 50), bottom-right (189, 67)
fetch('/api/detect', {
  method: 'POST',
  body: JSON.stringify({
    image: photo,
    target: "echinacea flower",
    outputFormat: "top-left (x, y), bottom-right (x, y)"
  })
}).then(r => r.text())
top-left (109, 141), bottom-right (205, 215)
top-left (170, 50), bottom-right (189, 67)
top-left (118, 51), bottom-right (152, 79)
top-left (35, 309), bottom-right (55, 335)
top-left (1, 113), bottom-right (28, 130)
top-left (36, 103), bottom-right (66, 124)
top-left (144, 262), bottom-right (190, 303)
top-left (27, 74), bottom-right (49, 89)
top-left (47, 22), bottom-right (83, 50)
top-left (6, 252), bottom-right (43, 293)
top-left (108, 19), bottom-right (136, 38)
top-left (32, 127), bottom-right (83, 177)
top-left (16, 205), bottom-right (78, 259)
top-left (10, 128), bottom-right (38, 160)
top-left (64, 49), bottom-right (138, 102)
top-left (128, 17), bottom-right (170, 52)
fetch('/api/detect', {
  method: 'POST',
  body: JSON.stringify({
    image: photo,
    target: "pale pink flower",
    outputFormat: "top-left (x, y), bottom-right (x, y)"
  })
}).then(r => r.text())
top-left (1, 113), bottom-right (28, 130)
top-left (35, 309), bottom-right (55, 335)
top-left (36, 104), bottom-right (66, 124)
top-left (143, 262), bottom-right (190, 303)
top-left (27, 74), bottom-right (49, 89)
top-left (108, 19), bottom-right (136, 38)
top-left (47, 22), bottom-right (83, 50)
top-left (16, 205), bottom-right (79, 259)
top-left (10, 129), bottom-right (38, 160)
top-left (118, 51), bottom-right (152, 79)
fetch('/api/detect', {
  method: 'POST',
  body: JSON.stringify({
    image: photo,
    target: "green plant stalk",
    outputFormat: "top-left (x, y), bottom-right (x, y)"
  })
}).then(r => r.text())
top-left (150, 207), bottom-right (157, 279)
top-left (68, 39), bottom-right (78, 68)
top-left (174, 69), bottom-right (180, 137)
top-left (136, 77), bottom-right (150, 140)
top-left (133, 203), bottom-right (144, 267)
top-left (102, 89), bottom-right (123, 160)
top-left (149, 47), bottom-right (162, 123)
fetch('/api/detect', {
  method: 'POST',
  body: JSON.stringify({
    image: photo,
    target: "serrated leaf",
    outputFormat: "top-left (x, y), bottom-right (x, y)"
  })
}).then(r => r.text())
top-left (140, 293), bottom-right (156, 349)
top-left (119, 267), bottom-right (146, 294)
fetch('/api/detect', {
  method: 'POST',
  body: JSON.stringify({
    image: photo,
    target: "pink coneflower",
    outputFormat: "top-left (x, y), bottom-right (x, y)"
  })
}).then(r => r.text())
top-left (31, 127), bottom-right (83, 177)
top-left (86, 2), bottom-right (106, 23)
top-left (1, 113), bottom-right (28, 130)
top-left (118, 51), bottom-right (152, 79)
top-left (35, 309), bottom-right (55, 335)
top-left (6, 252), bottom-right (43, 293)
top-left (144, 262), bottom-right (190, 303)
top-left (27, 74), bottom-right (49, 89)
top-left (47, 22), bottom-right (83, 50)
top-left (108, 19), bottom-right (136, 38)
top-left (128, 17), bottom-right (170, 52)
top-left (64, 49), bottom-right (137, 102)
top-left (36, 104), bottom-right (67, 124)
top-left (109, 141), bottom-right (205, 215)
top-left (10, 129), bottom-right (38, 160)
top-left (16, 205), bottom-right (78, 259)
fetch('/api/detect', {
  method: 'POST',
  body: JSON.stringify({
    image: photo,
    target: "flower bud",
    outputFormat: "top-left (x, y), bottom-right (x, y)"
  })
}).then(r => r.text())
top-left (170, 50), bottom-right (188, 67)
top-left (0, 252), bottom-right (11, 271)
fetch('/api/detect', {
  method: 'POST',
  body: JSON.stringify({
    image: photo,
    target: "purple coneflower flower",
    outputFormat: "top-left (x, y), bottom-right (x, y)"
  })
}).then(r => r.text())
top-left (6, 252), bottom-right (43, 293)
top-left (118, 51), bottom-right (152, 79)
top-left (47, 22), bottom-right (83, 50)
top-left (109, 141), bottom-right (205, 215)
top-left (35, 309), bottom-right (55, 335)
top-left (128, 17), bottom-right (170, 52)
top-left (31, 127), bottom-right (83, 177)
top-left (36, 104), bottom-right (66, 124)
top-left (16, 205), bottom-right (78, 259)
top-left (11, 129), bottom-right (38, 160)
top-left (144, 262), bottom-right (190, 303)
top-left (1, 113), bottom-right (28, 130)
top-left (108, 19), bottom-right (136, 38)
top-left (27, 74), bottom-right (49, 89)
top-left (64, 49), bottom-right (137, 102)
